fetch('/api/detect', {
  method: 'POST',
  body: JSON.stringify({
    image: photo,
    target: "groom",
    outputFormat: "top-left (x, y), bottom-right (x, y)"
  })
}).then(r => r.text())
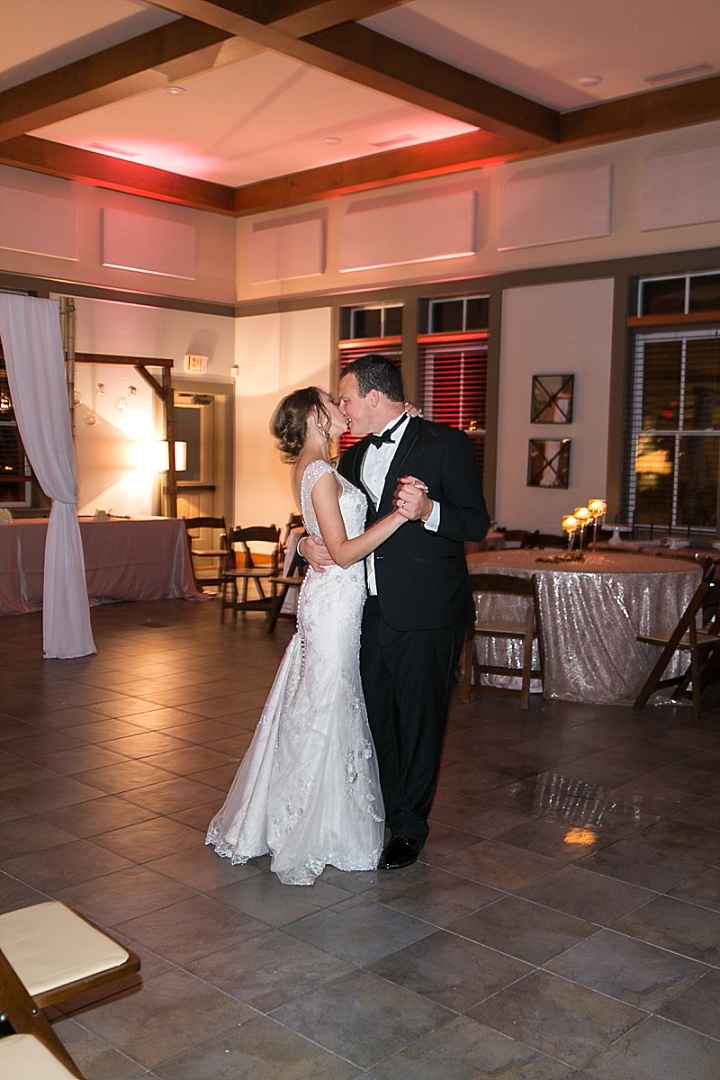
top-left (304, 354), bottom-right (489, 869)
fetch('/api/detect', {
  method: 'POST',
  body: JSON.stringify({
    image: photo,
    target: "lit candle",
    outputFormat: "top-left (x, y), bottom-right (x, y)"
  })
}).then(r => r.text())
top-left (561, 514), bottom-right (578, 552)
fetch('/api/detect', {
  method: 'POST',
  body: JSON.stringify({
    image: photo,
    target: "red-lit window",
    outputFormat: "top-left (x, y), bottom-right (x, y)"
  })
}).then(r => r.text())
top-left (337, 307), bottom-right (402, 453)
top-left (417, 334), bottom-right (488, 474)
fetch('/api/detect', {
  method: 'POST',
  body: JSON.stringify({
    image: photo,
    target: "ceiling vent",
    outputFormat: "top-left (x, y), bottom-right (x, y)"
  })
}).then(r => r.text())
top-left (645, 62), bottom-right (713, 86)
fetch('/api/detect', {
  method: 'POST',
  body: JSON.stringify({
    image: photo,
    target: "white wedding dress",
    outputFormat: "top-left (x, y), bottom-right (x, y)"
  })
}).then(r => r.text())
top-left (206, 460), bottom-right (383, 885)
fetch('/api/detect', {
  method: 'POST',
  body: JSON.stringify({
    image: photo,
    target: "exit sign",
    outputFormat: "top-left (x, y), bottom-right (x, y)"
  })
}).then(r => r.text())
top-left (184, 354), bottom-right (208, 373)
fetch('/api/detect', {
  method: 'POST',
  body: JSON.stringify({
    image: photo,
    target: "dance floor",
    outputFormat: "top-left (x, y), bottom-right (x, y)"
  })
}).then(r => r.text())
top-left (1, 599), bottom-right (719, 1079)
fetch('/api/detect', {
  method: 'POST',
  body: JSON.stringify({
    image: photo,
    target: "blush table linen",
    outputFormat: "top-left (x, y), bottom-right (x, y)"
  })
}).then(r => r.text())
top-left (0, 517), bottom-right (202, 616)
top-left (466, 549), bottom-right (702, 705)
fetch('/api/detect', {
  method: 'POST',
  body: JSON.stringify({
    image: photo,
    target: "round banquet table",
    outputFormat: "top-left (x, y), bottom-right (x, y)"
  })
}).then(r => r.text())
top-left (466, 549), bottom-right (702, 705)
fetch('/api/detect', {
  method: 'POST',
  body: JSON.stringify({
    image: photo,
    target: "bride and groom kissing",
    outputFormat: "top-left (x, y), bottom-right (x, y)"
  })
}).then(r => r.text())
top-left (207, 353), bottom-right (490, 885)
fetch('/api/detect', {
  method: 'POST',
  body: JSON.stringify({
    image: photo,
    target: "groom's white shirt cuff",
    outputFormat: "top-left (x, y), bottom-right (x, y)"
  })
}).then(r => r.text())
top-left (422, 501), bottom-right (440, 532)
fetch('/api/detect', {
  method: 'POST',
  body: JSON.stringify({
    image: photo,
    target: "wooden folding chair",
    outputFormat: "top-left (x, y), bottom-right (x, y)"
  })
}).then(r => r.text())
top-left (267, 540), bottom-right (306, 632)
top-left (462, 572), bottom-right (543, 710)
top-left (0, 901), bottom-right (141, 1079)
top-left (219, 525), bottom-right (281, 623)
top-left (633, 560), bottom-right (720, 724)
top-left (183, 516), bottom-right (230, 592)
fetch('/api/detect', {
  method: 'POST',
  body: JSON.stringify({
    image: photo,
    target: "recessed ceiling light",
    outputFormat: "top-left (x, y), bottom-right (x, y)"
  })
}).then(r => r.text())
top-left (579, 75), bottom-right (603, 87)
top-left (165, 85), bottom-right (186, 96)
top-left (323, 137), bottom-right (342, 145)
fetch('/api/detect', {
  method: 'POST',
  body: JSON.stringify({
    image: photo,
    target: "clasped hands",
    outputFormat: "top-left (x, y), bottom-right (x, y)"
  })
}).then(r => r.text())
top-left (394, 475), bottom-right (431, 521)
top-left (301, 475), bottom-right (431, 571)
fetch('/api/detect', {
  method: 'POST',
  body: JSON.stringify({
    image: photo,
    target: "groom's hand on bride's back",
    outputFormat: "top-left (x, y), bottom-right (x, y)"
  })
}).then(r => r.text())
top-left (298, 534), bottom-right (335, 573)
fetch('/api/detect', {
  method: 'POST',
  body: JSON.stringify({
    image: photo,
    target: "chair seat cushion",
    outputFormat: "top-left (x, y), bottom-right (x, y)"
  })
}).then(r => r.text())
top-left (0, 901), bottom-right (128, 997)
top-left (0, 1034), bottom-right (78, 1079)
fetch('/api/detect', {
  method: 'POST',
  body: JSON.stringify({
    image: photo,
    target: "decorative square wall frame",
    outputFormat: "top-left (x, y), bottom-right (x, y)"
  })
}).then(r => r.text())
top-left (531, 374), bottom-right (574, 424)
top-left (527, 438), bottom-right (571, 488)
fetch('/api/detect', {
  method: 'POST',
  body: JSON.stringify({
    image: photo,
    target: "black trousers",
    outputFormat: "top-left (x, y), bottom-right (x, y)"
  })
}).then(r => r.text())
top-left (360, 596), bottom-right (466, 842)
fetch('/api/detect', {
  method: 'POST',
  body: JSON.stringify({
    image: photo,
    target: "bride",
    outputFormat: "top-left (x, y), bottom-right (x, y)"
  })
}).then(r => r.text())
top-left (206, 387), bottom-right (407, 885)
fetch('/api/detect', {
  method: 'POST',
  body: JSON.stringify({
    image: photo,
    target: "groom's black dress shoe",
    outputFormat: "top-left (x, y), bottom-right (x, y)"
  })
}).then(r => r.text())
top-left (379, 836), bottom-right (423, 869)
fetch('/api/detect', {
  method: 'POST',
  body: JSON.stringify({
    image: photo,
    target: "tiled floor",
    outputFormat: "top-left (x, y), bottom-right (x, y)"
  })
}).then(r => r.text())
top-left (1, 598), bottom-right (719, 1080)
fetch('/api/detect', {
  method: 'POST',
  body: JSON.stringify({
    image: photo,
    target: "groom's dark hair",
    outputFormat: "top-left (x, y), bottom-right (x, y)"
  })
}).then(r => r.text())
top-left (342, 354), bottom-right (404, 403)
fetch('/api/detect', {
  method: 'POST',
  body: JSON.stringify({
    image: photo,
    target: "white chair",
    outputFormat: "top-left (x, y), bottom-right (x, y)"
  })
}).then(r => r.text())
top-left (0, 1034), bottom-right (82, 1079)
top-left (0, 901), bottom-right (141, 1080)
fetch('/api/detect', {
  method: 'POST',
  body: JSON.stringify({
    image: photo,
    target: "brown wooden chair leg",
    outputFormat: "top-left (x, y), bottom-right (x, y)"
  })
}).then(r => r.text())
top-left (0, 950), bottom-right (85, 1079)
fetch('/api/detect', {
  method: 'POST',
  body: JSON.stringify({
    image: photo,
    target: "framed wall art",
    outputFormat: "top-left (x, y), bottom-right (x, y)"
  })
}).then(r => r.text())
top-left (531, 374), bottom-right (574, 424)
top-left (527, 438), bottom-right (571, 488)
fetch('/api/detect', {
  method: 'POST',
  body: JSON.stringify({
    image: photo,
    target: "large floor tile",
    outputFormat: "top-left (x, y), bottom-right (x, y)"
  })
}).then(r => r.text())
top-left (284, 895), bottom-right (436, 966)
top-left (270, 968), bottom-right (453, 1071)
top-left (467, 969), bottom-right (645, 1069)
top-left (187, 929), bottom-right (354, 1012)
top-left (77, 968), bottom-right (253, 1070)
top-left (545, 927), bottom-right (708, 1009)
top-left (583, 1014), bottom-right (720, 1080)
top-left (449, 894), bottom-right (598, 965)
top-left (153, 1014), bottom-right (360, 1080)
top-left (368, 928), bottom-right (532, 1011)
top-left (611, 894), bottom-right (720, 965)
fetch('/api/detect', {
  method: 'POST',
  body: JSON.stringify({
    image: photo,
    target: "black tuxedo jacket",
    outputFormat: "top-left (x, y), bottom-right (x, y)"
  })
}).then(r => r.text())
top-left (338, 417), bottom-right (490, 631)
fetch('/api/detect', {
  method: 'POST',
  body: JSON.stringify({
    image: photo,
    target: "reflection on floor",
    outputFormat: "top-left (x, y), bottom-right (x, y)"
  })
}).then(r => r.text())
top-left (1, 599), bottom-right (719, 1080)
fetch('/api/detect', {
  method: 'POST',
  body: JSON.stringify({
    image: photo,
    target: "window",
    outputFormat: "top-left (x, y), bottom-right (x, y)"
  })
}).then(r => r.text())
top-left (637, 272), bottom-right (720, 317)
top-left (623, 329), bottom-right (720, 532)
top-left (339, 304), bottom-right (402, 340)
top-left (417, 295), bottom-right (489, 475)
top-left (0, 367), bottom-right (33, 507)
top-left (622, 272), bottom-right (720, 534)
top-left (338, 304), bottom-right (403, 452)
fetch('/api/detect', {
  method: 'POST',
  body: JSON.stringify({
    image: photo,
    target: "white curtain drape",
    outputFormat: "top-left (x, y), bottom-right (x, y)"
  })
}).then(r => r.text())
top-left (0, 294), bottom-right (96, 657)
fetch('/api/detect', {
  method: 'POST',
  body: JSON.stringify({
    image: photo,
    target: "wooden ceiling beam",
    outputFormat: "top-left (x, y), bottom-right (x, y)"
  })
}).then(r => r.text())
top-left (232, 129), bottom-right (525, 215)
top-left (560, 75), bottom-right (720, 143)
top-left (217, 1), bottom-right (409, 35)
top-left (299, 21), bottom-right (558, 145)
top-left (0, 135), bottom-right (236, 215)
top-left (144, 1), bottom-right (559, 146)
top-left (0, 19), bottom-right (232, 141)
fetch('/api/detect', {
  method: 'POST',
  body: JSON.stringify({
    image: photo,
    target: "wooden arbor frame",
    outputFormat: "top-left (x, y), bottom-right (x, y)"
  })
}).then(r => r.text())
top-left (73, 352), bottom-right (178, 517)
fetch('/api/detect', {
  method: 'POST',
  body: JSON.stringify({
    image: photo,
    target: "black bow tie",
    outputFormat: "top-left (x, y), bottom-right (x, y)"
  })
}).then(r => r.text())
top-left (368, 415), bottom-right (406, 449)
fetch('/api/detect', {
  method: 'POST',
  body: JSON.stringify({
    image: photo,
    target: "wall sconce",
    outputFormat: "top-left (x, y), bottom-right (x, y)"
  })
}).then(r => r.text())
top-left (149, 441), bottom-right (188, 472)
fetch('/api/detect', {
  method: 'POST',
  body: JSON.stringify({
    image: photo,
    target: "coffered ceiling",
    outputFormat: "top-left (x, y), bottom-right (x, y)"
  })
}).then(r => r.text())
top-left (1, 0), bottom-right (718, 216)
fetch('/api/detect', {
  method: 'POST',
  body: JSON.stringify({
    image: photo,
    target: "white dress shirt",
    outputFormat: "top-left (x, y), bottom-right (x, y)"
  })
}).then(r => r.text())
top-left (360, 415), bottom-right (439, 594)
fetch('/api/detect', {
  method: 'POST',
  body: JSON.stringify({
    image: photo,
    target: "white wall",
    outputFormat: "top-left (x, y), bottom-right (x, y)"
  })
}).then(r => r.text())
top-left (234, 308), bottom-right (333, 526)
top-left (496, 279), bottom-right (615, 533)
top-left (236, 121), bottom-right (720, 303)
top-left (0, 166), bottom-right (236, 304)
top-left (2, 121), bottom-right (718, 526)
top-left (62, 295), bottom-right (236, 517)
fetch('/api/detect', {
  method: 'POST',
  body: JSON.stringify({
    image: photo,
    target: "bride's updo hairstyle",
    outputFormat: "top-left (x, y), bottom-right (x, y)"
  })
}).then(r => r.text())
top-left (272, 386), bottom-right (331, 461)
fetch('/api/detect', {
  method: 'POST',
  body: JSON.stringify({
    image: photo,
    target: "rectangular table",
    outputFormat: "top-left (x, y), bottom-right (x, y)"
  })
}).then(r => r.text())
top-left (0, 517), bottom-right (202, 616)
top-left (466, 549), bottom-right (702, 705)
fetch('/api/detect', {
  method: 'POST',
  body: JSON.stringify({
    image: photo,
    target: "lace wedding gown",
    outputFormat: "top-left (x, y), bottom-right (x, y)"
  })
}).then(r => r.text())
top-left (206, 460), bottom-right (383, 885)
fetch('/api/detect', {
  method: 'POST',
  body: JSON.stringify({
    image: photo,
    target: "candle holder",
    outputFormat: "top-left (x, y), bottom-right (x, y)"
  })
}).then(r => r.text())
top-left (561, 514), bottom-right (578, 551)
top-left (587, 499), bottom-right (607, 547)
top-left (573, 506), bottom-right (592, 551)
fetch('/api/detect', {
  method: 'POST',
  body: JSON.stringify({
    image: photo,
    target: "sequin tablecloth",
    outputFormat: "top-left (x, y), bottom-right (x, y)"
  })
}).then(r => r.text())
top-left (466, 549), bottom-right (702, 704)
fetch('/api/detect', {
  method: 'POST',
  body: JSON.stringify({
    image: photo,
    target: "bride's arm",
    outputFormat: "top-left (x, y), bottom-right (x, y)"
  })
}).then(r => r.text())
top-left (311, 471), bottom-right (404, 569)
